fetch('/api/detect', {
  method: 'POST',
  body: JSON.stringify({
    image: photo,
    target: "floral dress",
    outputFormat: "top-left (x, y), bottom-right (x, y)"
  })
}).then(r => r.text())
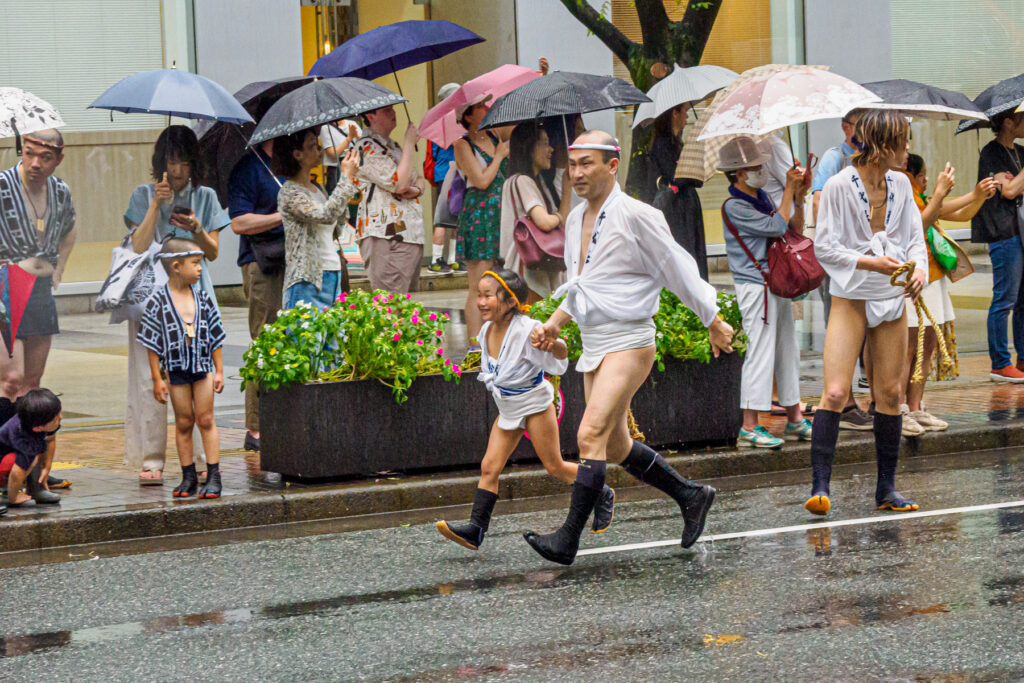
top-left (457, 134), bottom-right (507, 262)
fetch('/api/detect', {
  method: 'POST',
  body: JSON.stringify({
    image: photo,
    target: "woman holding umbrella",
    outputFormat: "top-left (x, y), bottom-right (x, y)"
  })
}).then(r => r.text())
top-left (124, 125), bottom-right (230, 485)
top-left (454, 95), bottom-right (510, 341)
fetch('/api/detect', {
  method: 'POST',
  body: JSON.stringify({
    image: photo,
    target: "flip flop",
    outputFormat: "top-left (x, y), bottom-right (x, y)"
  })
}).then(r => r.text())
top-left (770, 402), bottom-right (816, 416)
top-left (138, 471), bottom-right (163, 486)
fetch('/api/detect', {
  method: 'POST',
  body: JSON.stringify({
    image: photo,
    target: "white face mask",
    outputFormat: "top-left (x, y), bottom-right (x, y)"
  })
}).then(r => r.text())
top-left (744, 169), bottom-right (767, 189)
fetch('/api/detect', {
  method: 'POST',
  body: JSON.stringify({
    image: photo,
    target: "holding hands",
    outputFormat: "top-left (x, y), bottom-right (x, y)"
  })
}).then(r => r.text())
top-left (531, 321), bottom-right (562, 352)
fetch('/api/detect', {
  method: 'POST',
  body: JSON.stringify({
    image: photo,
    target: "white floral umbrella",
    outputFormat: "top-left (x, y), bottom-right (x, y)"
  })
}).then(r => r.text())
top-left (0, 87), bottom-right (65, 139)
top-left (696, 67), bottom-right (880, 140)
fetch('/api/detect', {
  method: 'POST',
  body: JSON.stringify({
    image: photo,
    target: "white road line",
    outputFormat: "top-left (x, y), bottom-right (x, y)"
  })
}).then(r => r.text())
top-left (576, 499), bottom-right (1024, 557)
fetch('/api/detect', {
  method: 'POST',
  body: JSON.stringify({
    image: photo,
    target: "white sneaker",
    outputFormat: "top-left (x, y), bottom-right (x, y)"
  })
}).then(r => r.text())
top-left (900, 404), bottom-right (925, 437)
top-left (909, 409), bottom-right (948, 432)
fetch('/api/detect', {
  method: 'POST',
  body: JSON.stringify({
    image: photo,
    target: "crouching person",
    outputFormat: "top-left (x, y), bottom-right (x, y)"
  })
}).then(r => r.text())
top-left (0, 388), bottom-right (63, 510)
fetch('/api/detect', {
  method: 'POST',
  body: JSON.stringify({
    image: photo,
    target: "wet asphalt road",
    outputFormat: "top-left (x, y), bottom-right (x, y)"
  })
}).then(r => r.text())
top-left (1, 449), bottom-right (1023, 682)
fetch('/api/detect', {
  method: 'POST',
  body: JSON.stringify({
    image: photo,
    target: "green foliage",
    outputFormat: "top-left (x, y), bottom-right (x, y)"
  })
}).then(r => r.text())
top-left (528, 290), bottom-right (746, 369)
top-left (240, 290), bottom-right (462, 404)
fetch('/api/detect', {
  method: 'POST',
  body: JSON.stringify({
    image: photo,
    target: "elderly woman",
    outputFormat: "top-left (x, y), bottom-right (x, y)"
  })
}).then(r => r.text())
top-left (272, 127), bottom-right (359, 308)
top-left (124, 125), bottom-right (229, 485)
top-left (355, 105), bottom-right (425, 295)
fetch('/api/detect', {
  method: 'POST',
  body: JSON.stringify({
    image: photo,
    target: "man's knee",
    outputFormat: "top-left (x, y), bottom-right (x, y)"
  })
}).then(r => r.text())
top-left (821, 385), bottom-right (849, 411)
top-left (577, 417), bottom-right (613, 454)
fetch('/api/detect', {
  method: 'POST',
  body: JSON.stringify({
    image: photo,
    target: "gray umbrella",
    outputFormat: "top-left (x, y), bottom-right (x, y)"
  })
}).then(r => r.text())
top-left (955, 73), bottom-right (1024, 134)
top-left (479, 71), bottom-right (650, 130)
top-left (861, 79), bottom-right (986, 121)
top-left (248, 77), bottom-right (406, 146)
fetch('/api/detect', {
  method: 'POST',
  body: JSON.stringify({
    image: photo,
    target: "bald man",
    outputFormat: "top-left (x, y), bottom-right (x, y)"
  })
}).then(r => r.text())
top-left (0, 129), bottom-right (77, 412)
top-left (524, 131), bottom-right (735, 565)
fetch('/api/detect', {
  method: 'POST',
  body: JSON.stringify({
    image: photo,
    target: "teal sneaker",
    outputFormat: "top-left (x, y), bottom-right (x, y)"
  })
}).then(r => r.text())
top-left (784, 418), bottom-right (813, 441)
top-left (738, 425), bottom-right (783, 449)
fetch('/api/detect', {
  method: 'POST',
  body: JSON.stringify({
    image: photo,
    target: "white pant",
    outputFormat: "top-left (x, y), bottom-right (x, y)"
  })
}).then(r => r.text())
top-left (736, 283), bottom-right (801, 411)
top-left (123, 319), bottom-right (205, 472)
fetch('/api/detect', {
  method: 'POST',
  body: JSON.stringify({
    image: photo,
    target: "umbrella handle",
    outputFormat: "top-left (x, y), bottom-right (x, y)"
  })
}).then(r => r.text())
top-left (389, 59), bottom-right (417, 152)
top-left (234, 126), bottom-right (283, 188)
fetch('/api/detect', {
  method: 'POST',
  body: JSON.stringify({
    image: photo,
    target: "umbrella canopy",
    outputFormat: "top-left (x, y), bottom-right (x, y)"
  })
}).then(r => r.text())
top-left (956, 73), bottom-right (1024, 134)
top-left (248, 77), bottom-right (405, 146)
top-left (419, 64), bottom-right (540, 148)
top-left (308, 20), bottom-right (484, 80)
top-left (0, 88), bottom-right (64, 140)
top-left (89, 68), bottom-right (253, 124)
top-left (677, 64), bottom-right (823, 182)
top-left (195, 76), bottom-right (315, 206)
top-left (479, 71), bottom-right (650, 130)
top-left (633, 65), bottom-right (738, 129)
top-left (0, 264), bottom-right (36, 357)
top-left (862, 79), bottom-right (986, 121)
top-left (697, 66), bottom-right (879, 140)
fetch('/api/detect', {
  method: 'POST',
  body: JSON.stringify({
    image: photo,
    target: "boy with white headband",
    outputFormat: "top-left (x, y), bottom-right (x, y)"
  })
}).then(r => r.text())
top-left (137, 238), bottom-right (226, 499)
top-left (524, 130), bottom-right (736, 565)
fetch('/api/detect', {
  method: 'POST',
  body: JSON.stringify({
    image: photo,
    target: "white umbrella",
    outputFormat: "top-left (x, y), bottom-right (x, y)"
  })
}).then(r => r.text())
top-left (632, 64), bottom-right (738, 129)
top-left (0, 87), bottom-right (65, 140)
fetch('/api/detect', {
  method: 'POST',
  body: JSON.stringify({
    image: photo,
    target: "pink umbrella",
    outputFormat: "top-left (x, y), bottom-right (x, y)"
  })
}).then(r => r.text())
top-left (419, 64), bottom-right (540, 148)
top-left (697, 67), bottom-right (881, 140)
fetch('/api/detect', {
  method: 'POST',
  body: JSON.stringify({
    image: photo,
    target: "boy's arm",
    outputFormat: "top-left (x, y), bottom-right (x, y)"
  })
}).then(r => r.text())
top-left (212, 347), bottom-right (224, 393)
top-left (37, 436), bottom-right (57, 485)
top-left (148, 349), bottom-right (168, 404)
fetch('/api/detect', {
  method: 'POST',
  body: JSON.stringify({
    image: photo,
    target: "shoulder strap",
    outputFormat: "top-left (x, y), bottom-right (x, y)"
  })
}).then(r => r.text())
top-left (510, 174), bottom-right (530, 221)
top-left (721, 199), bottom-right (768, 281)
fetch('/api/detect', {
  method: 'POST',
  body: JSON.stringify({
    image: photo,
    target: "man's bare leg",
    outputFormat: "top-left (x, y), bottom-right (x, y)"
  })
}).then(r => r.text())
top-left (20, 336), bottom-right (52, 393)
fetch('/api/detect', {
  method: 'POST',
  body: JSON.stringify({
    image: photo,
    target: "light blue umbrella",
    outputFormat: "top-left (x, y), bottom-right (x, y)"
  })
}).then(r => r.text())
top-left (89, 68), bottom-right (253, 124)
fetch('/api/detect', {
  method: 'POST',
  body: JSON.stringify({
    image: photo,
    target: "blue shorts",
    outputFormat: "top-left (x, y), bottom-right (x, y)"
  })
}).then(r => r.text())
top-left (286, 270), bottom-right (341, 310)
top-left (167, 369), bottom-right (209, 386)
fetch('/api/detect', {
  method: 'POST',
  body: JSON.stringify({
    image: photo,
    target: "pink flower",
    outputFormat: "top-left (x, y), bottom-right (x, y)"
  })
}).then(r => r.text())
top-left (443, 313), bottom-right (450, 320)
top-left (436, 347), bottom-right (444, 355)
top-left (349, 304), bottom-right (356, 309)
top-left (435, 330), bottom-right (443, 337)
top-left (405, 294), bottom-right (411, 300)
top-left (444, 358), bottom-right (452, 366)
top-left (416, 339), bottom-right (424, 346)
top-left (387, 307), bottom-right (392, 314)
top-left (373, 295), bottom-right (379, 302)
top-left (428, 312), bottom-right (437, 321)
top-left (453, 364), bottom-right (462, 378)
top-left (393, 332), bottom-right (401, 341)
top-left (410, 315), bottom-right (419, 325)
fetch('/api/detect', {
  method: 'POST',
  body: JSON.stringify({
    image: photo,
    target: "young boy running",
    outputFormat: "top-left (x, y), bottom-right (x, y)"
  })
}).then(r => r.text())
top-left (138, 238), bottom-right (226, 498)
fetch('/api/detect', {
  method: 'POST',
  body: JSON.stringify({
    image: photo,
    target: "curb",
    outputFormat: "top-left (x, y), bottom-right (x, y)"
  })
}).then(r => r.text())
top-left (2, 418), bottom-right (1021, 554)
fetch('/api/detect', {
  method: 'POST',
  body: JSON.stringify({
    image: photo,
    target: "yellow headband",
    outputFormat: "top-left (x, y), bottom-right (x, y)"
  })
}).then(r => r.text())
top-left (482, 271), bottom-right (530, 313)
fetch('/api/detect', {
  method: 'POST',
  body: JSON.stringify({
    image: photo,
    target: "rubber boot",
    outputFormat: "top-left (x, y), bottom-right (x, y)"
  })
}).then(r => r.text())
top-left (173, 464), bottom-right (198, 498)
top-left (26, 464), bottom-right (60, 505)
top-left (874, 412), bottom-right (918, 511)
top-left (437, 488), bottom-right (497, 550)
top-left (806, 409), bottom-right (840, 516)
top-left (621, 441), bottom-right (714, 548)
top-left (524, 460), bottom-right (606, 565)
top-left (199, 462), bottom-right (221, 499)
top-left (591, 485), bottom-right (615, 534)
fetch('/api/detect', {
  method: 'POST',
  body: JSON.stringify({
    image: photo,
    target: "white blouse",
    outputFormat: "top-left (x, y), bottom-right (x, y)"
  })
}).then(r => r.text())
top-left (478, 315), bottom-right (568, 403)
top-left (815, 166), bottom-right (927, 301)
top-left (555, 183), bottom-right (719, 327)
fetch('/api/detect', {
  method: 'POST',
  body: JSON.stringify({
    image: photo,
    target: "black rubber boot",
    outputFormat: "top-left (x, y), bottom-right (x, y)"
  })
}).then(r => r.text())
top-left (621, 441), bottom-right (714, 548)
top-left (874, 412), bottom-right (917, 511)
top-left (26, 464), bottom-right (60, 505)
top-left (591, 485), bottom-right (615, 534)
top-left (437, 488), bottom-right (497, 550)
top-left (199, 463), bottom-right (221, 499)
top-left (524, 460), bottom-right (606, 565)
top-left (173, 464), bottom-right (198, 498)
top-left (806, 408), bottom-right (840, 515)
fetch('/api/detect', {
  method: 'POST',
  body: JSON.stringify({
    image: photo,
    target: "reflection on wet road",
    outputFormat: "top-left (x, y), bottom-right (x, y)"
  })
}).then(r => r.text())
top-left (2, 449), bottom-right (1024, 680)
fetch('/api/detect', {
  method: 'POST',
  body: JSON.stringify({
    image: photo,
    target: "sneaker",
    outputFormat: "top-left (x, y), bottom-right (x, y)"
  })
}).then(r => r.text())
top-left (784, 418), bottom-right (813, 441)
top-left (427, 258), bottom-right (453, 274)
top-left (857, 376), bottom-right (870, 390)
top-left (738, 425), bottom-right (783, 449)
top-left (909, 409), bottom-right (948, 432)
top-left (450, 261), bottom-right (467, 273)
top-left (991, 365), bottom-right (1024, 383)
top-left (839, 407), bottom-right (874, 431)
top-left (900, 404), bottom-right (925, 438)
top-left (1017, 358), bottom-right (1024, 373)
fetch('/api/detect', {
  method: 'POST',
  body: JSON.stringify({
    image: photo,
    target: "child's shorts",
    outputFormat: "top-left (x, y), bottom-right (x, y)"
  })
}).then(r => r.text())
top-left (167, 369), bottom-right (210, 386)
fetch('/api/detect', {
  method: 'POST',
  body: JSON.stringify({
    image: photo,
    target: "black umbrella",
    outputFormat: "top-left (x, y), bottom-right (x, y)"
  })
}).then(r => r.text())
top-left (196, 76), bottom-right (315, 206)
top-left (861, 79), bottom-right (986, 121)
top-left (248, 77), bottom-right (406, 146)
top-left (955, 73), bottom-right (1024, 134)
top-left (479, 71), bottom-right (650, 130)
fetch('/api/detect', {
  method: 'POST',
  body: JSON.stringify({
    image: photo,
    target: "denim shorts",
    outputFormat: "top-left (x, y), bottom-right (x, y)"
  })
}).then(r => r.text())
top-left (286, 270), bottom-right (341, 309)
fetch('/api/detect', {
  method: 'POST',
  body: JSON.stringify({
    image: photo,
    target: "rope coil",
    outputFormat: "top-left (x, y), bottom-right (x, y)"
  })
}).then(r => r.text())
top-left (889, 261), bottom-right (954, 383)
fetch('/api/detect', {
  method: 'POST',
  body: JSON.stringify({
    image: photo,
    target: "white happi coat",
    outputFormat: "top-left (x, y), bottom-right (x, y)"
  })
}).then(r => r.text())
top-left (815, 167), bottom-right (927, 327)
top-left (556, 183), bottom-right (720, 372)
top-left (479, 315), bottom-right (569, 430)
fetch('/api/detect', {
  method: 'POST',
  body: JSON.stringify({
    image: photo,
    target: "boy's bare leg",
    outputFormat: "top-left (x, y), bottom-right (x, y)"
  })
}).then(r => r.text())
top-left (168, 384), bottom-right (196, 467)
top-left (191, 375), bottom-right (219, 465)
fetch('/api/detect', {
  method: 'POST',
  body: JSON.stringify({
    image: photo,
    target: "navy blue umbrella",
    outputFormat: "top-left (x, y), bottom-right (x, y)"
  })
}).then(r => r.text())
top-left (89, 68), bottom-right (253, 124)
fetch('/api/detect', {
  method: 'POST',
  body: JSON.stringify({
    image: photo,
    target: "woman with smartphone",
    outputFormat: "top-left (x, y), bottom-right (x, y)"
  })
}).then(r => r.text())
top-left (122, 125), bottom-right (231, 487)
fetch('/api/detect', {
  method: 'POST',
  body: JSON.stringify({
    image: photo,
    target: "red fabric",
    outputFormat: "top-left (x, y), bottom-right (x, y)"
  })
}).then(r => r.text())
top-left (0, 264), bottom-right (37, 355)
top-left (0, 452), bottom-right (15, 479)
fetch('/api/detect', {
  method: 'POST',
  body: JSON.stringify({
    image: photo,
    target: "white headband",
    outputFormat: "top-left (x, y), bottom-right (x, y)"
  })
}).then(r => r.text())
top-left (568, 143), bottom-right (621, 152)
top-left (158, 250), bottom-right (204, 260)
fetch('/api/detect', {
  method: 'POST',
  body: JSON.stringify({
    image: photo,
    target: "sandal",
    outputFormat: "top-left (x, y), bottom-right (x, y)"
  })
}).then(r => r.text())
top-left (139, 470), bottom-right (163, 486)
top-left (770, 401), bottom-right (816, 417)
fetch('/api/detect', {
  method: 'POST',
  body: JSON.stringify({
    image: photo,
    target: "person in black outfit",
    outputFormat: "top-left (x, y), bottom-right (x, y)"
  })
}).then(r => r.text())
top-left (648, 104), bottom-right (709, 280)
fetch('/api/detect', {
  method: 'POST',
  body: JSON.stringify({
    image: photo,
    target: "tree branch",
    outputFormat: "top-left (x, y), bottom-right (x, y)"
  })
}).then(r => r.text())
top-left (557, 0), bottom-right (636, 66)
top-left (672, 0), bottom-right (725, 67)
top-left (634, 0), bottom-right (671, 61)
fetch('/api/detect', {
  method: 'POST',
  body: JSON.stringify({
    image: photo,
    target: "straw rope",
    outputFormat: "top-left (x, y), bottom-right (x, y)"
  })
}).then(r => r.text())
top-left (889, 261), bottom-right (954, 383)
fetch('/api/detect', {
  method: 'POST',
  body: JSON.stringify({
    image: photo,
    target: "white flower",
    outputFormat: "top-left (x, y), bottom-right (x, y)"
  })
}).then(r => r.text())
top-left (302, 321), bottom-right (310, 329)
top-left (257, 356), bottom-right (264, 369)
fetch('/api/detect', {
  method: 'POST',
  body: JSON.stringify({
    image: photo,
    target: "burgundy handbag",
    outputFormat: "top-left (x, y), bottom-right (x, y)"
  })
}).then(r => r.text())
top-left (721, 199), bottom-right (824, 321)
top-left (510, 175), bottom-right (566, 273)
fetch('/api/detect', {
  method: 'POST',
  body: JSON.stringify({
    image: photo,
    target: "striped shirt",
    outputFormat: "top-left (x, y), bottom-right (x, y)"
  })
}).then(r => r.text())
top-left (137, 284), bottom-right (225, 373)
top-left (0, 164), bottom-right (76, 266)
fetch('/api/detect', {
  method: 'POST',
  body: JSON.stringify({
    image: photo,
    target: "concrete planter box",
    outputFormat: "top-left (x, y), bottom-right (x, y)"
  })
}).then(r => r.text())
top-left (260, 353), bottom-right (742, 479)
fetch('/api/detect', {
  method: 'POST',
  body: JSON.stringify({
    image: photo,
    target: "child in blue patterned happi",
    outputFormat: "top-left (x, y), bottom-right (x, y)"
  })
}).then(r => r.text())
top-left (138, 238), bottom-right (226, 499)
